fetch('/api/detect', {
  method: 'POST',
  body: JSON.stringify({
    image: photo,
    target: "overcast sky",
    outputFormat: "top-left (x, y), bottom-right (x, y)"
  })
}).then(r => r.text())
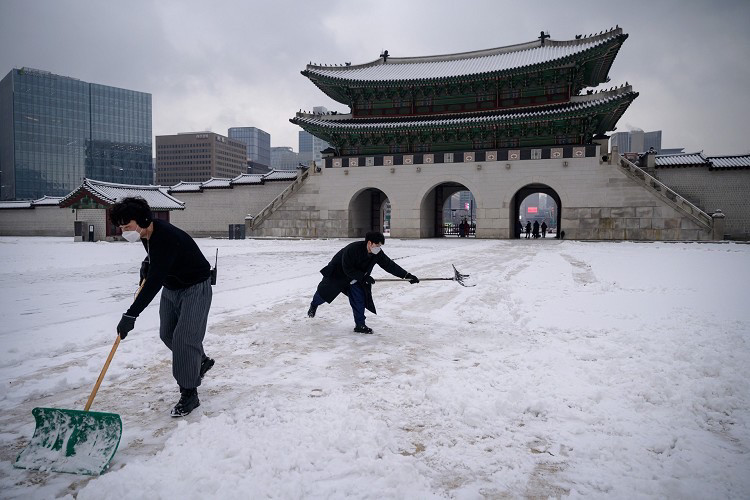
top-left (1, 0), bottom-right (748, 156)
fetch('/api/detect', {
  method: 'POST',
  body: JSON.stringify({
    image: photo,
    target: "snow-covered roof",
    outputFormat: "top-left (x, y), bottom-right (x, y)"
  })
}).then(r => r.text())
top-left (231, 173), bottom-right (265, 185)
top-left (294, 87), bottom-right (636, 131)
top-left (305, 28), bottom-right (624, 83)
top-left (655, 152), bottom-right (709, 167)
top-left (201, 178), bottom-right (232, 189)
top-left (60, 178), bottom-right (185, 210)
top-left (169, 181), bottom-right (204, 193)
top-left (263, 170), bottom-right (298, 181)
top-left (707, 155), bottom-right (750, 169)
top-left (655, 152), bottom-right (750, 170)
top-left (0, 196), bottom-right (64, 209)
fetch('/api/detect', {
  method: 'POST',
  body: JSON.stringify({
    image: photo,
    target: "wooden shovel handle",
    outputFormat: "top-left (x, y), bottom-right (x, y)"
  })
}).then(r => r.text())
top-left (84, 336), bottom-right (121, 411)
top-left (84, 280), bottom-right (144, 411)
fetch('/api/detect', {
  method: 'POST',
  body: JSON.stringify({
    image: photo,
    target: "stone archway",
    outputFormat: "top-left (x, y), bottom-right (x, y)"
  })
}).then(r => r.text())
top-left (419, 182), bottom-right (476, 238)
top-left (510, 183), bottom-right (562, 239)
top-left (348, 187), bottom-right (390, 237)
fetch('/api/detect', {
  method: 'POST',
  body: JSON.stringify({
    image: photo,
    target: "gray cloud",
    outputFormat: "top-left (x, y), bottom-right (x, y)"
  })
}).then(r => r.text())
top-left (1, 0), bottom-right (748, 155)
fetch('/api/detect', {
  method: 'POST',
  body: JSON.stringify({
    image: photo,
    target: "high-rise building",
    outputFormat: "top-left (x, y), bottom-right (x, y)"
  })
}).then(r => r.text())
top-left (228, 127), bottom-right (271, 170)
top-left (271, 146), bottom-right (299, 170)
top-left (155, 132), bottom-right (246, 185)
top-left (298, 106), bottom-right (332, 166)
top-left (0, 67), bottom-right (152, 200)
top-left (610, 130), bottom-right (662, 153)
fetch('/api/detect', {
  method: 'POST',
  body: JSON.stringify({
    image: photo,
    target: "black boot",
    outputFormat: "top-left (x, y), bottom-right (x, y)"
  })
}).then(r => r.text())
top-left (200, 356), bottom-right (215, 379)
top-left (353, 324), bottom-right (373, 334)
top-left (171, 387), bottom-right (200, 417)
top-left (307, 304), bottom-right (317, 318)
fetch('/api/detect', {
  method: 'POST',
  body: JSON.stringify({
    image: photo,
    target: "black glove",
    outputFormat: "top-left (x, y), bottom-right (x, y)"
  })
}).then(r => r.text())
top-left (139, 260), bottom-right (149, 282)
top-left (117, 314), bottom-right (136, 339)
top-left (363, 275), bottom-right (376, 285)
top-left (405, 273), bottom-right (419, 284)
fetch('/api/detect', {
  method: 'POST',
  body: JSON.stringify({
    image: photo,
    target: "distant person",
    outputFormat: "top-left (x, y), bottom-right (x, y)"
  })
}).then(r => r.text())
top-left (516, 220), bottom-right (523, 239)
top-left (307, 232), bottom-right (419, 334)
top-left (111, 197), bottom-right (215, 418)
top-left (458, 218), bottom-right (466, 237)
top-left (533, 220), bottom-right (540, 238)
top-left (525, 221), bottom-right (531, 239)
top-left (541, 221), bottom-right (548, 238)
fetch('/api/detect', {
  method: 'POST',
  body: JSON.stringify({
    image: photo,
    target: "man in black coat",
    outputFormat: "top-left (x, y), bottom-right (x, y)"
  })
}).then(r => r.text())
top-left (307, 231), bottom-right (419, 334)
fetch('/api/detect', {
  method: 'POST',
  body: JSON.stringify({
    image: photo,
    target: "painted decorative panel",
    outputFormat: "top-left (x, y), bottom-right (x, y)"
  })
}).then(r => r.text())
top-left (573, 147), bottom-right (586, 158)
top-left (366, 157), bottom-right (375, 166)
top-left (531, 149), bottom-right (542, 160)
top-left (384, 156), bottom-right (394, 166)
top-left (332, 158), bottom-right (342, 168)
top-left (444, 153), bottom-right (454, 163)
top-left (403, 155), bottom-right (413, 165)
top-left (551, 148), bottom-right (563, 159)
top-left (508, 150), bottom-right (520, 161)
top-left (486, 151), bottom-right (497, 161)
top-left (423, 153), bottom-right (434, 164)
top-left (464, 152), bottom-right (475, 162)
top-left (348, 157), bottom-right (359, 167)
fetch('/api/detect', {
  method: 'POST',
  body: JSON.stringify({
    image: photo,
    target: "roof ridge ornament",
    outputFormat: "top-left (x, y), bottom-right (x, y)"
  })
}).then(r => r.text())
top-left (538, 31), bottom-right (550, 45)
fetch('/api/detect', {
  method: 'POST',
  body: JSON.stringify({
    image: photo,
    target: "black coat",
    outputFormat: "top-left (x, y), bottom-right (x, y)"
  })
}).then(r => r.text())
top-left (316, 240), bottom-right (409, 314)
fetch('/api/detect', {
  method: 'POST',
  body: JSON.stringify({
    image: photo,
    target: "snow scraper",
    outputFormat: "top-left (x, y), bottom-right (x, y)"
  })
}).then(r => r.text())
top-left (379, 264), bottom-right (476, 287)
top-left (14, 282), bottom-right (143, 475)
top-left (14, 336), bottom-right (123, 475)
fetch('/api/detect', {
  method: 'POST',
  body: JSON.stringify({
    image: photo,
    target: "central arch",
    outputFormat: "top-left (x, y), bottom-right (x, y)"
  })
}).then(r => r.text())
top-left (510, 183), bottom-right (562, 238)
top-left (419, 181), bottom-right (476, 238)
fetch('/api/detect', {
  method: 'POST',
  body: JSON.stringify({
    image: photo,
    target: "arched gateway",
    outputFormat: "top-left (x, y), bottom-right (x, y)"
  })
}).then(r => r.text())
top-left (247, 28), bottom-right (719, 241)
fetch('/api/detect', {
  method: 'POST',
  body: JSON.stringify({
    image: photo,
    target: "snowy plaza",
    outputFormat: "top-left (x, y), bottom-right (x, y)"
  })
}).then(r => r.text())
top-left (0, 236), bottom-right (749, 498)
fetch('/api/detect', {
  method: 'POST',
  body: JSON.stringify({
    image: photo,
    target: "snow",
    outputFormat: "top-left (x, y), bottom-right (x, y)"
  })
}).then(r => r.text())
top-left (0, 236), bottom-right (749, 499)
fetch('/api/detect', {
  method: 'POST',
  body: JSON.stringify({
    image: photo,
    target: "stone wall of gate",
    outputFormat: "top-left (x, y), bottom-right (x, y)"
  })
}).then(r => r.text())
top-left (247, 144), bottom-right (714, 241)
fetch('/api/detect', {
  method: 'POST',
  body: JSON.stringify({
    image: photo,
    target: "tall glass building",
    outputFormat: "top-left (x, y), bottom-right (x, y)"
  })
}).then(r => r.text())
top-left (0, 68), bottom-right (152, 200)
top-left (228, 127), bottom-right (271, 170)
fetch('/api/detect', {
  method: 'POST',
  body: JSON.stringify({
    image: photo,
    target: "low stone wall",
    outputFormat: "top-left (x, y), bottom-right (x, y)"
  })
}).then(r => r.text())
top-left (0, 206), bottom-right (75, 236)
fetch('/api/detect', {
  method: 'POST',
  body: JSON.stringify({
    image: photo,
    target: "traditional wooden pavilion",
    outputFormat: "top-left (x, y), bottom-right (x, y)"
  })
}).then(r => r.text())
top-left (291, 27), bottom-right (637, 155)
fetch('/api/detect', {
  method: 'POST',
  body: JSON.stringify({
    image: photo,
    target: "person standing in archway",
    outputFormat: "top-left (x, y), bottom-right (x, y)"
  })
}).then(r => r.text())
top-left (533, 220), bottom-right (540, 238)
top-left (525, 221), bottom-right (532, 239)
top-left (541, 221), bottom-right (548, 238)
top-left (306, 231), bottom-right (419, 334)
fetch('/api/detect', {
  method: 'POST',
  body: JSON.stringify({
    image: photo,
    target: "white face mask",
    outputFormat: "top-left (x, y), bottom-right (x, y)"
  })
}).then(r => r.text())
top-left (371, 245), bottom-right (382, 255)
top-left (122, 230), bottom-right (142, 242)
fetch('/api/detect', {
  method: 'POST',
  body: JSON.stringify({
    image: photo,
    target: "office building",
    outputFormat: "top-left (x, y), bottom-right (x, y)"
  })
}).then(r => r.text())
top-left (228, 127), bottom-right (271, 170)
top-left (0, 67), bottom-right (152, 200)
top-left (271, 146), bottom-right (299, 170)
top-left (155, 132), bottom-right (246, 184)
top-left (610, 130), bottom-right (662, 153)
top-left (298, 106), bottom-right (332, 166)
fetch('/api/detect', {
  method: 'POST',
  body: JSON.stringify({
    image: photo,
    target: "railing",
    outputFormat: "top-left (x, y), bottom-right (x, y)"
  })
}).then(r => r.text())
top-left (618, 157), bottom-right (713, 229)
top-left (248, 168), bottom-right (310, 230)
top-left (439, 223), bottom-right (476, 237)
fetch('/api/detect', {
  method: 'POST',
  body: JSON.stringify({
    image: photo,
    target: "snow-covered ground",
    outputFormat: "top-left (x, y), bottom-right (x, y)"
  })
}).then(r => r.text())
top-left (0, 236), bottom-right (749, 499)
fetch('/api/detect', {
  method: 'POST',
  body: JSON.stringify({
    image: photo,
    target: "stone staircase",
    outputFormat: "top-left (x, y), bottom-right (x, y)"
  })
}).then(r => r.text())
top-left (617, 156), bottom-right (713, 230)
top-left (246, 168), bottom-right (310, 231)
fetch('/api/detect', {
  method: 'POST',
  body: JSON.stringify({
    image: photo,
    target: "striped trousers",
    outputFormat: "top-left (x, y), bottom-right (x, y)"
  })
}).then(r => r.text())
top-left (159, 278), bottom-right (212, 390)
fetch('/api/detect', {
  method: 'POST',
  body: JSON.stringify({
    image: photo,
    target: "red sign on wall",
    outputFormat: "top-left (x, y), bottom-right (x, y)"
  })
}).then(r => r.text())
top-left (527, 207), bottom-right (538, 214)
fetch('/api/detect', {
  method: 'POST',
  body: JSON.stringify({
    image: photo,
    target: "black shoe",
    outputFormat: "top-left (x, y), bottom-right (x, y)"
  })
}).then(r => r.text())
top-left (200, 357), bottom-right (215, 379)
top-left (307, 304), bottom-right (317, 318)
top-left (353, 324), bottom-right (373, 334)
top-left (171, 388), bottom-right (200, 417)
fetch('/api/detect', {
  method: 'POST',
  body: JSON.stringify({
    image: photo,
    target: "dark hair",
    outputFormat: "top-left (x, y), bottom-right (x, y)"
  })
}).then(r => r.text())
top-left (365, 231), bottom-right (385, 245)
top-left (110, 197), bottom-right (153, 228)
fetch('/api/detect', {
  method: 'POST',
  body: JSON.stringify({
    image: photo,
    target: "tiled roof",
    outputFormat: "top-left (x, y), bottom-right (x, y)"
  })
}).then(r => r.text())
top-left (0, 200), bottom-right (33, 209)
top-left (293, 87), bottom-right (636, 131)
top-left (32, 195), bottom-right (64, 206)
top-left (201, 178), bottom-right (232, 189)
top-left (707, 155), bottom-right (750, 169)
top-left (169, 181), bottom-right (204, 192)
top-left (263, 170), bottom-right (299, 181)
top-left (231, 173), bottom-right (264, 185)
top-left (60, 179), bottom-right (185, 210)
top-left (655, 152), bottom-right (709, 167)
top-left (305, 28), bottom-right (624, 83)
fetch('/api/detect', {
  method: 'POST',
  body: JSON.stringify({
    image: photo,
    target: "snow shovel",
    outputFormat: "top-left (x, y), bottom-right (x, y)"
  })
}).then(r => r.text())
top-left (14, 282), bottom-right (143, 475)
top-left (378, 264), bottom-right (476, 287)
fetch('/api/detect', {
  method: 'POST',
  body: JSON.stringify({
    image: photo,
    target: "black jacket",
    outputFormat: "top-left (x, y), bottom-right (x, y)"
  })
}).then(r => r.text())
top-left (126, 219), bottom-right (211, 318)
top-left (316, 240), bottom-right (409, 314)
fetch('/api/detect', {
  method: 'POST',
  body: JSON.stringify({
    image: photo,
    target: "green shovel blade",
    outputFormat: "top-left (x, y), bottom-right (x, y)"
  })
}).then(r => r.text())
top-left (14, 407), bottom-right (122, 475)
